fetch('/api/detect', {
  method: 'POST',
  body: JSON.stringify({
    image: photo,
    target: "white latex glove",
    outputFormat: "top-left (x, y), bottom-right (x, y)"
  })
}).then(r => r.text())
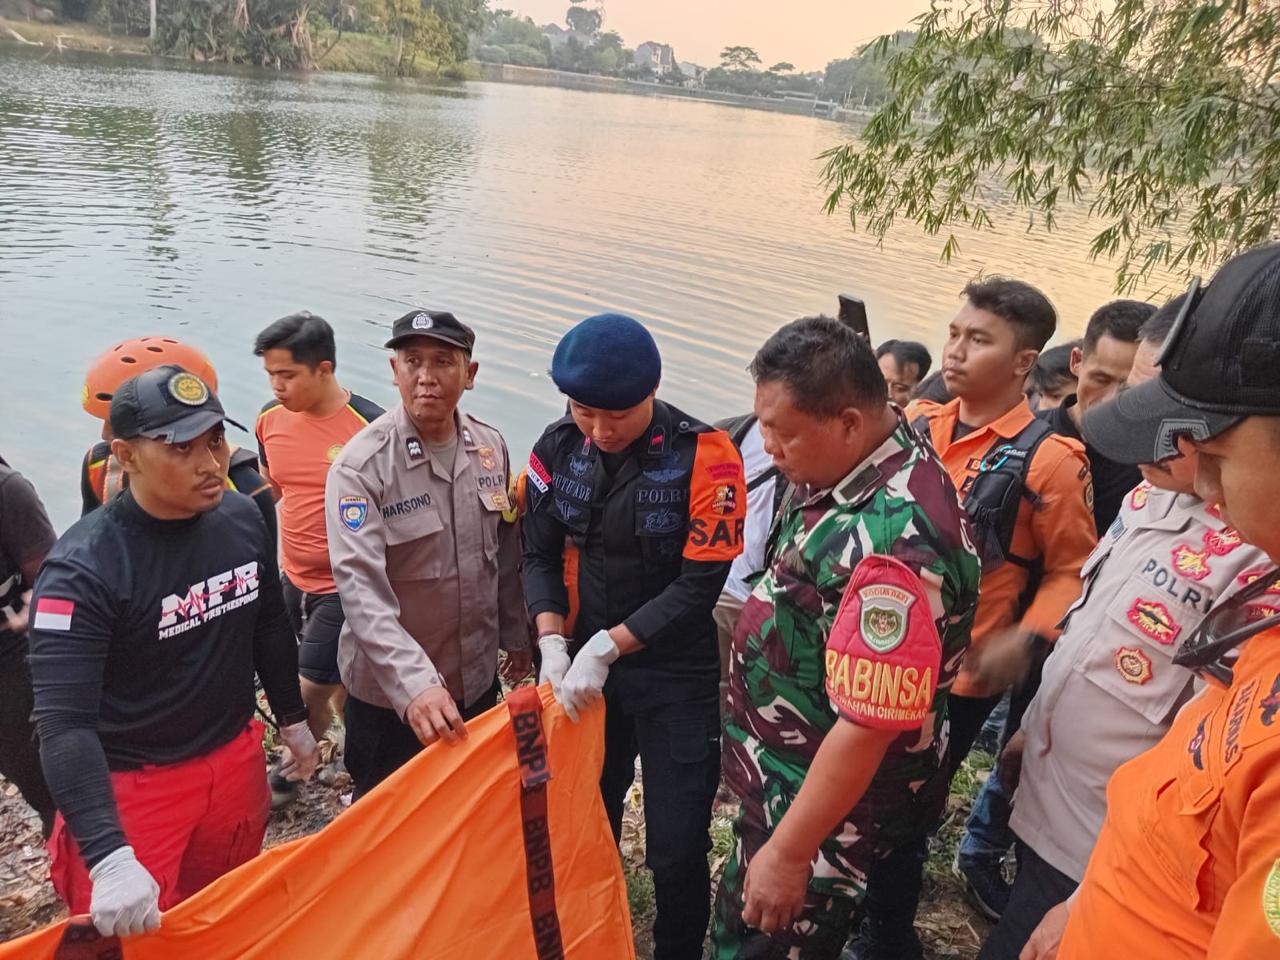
top-left (278, 720), bottom-right (320, 782)
top-left (88, 845), bottom-right (161, 938)
top-left (559, 629), bottom-right (619, 723)
top-left (537, 634), bottom-right (572, 699)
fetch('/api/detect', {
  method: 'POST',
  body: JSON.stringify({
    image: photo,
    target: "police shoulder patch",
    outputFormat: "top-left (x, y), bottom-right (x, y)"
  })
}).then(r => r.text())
top-left (339, 495), bottom-right (369, 531)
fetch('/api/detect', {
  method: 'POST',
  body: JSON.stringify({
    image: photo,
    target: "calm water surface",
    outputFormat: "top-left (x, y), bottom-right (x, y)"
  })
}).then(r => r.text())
top-left (0, 50), bottom-right (1179, 530)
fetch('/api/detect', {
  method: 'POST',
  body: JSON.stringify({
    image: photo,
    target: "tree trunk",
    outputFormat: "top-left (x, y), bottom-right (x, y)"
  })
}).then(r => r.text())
top-left (149, 0), bottom-right (156, 38)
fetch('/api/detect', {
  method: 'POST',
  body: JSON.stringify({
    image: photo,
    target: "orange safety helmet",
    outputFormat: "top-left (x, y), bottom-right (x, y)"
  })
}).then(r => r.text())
top-left (82, 336), bottom-right (220, 421)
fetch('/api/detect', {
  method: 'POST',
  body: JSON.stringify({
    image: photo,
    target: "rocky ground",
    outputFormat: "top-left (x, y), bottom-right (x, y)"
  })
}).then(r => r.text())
top-left (0, 747), bottom-right (993, 957)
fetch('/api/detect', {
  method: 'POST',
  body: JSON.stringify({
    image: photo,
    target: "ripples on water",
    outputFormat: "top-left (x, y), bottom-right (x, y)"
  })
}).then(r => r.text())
top-left (0, 50), bottom-right (1181, 529)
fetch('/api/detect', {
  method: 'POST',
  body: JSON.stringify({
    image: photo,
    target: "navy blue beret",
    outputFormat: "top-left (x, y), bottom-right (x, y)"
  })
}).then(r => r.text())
top-left (551, 313), bottom-right (662, 410)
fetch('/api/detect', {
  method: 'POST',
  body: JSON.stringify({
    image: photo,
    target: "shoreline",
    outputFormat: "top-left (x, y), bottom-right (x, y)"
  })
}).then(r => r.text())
top-left (0, 19), bottom-right (872, 122)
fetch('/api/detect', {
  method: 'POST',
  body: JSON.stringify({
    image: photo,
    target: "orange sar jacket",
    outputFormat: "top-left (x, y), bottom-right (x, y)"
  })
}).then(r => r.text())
top-left (908, 397), bottom-right (1097, 698)
top-left (1060, 623), bottom-right (1280, 959)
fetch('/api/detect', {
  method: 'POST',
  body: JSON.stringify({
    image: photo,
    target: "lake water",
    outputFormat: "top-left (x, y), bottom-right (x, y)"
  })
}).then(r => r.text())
top-left (0, 49), bottom-right (1180, 531)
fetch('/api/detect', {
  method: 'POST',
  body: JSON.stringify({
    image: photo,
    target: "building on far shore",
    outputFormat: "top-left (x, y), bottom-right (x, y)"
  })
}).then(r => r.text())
top-left (542, 23), bottom-right (594, 48)
top-left (635, 41), bottom-right (677, 75)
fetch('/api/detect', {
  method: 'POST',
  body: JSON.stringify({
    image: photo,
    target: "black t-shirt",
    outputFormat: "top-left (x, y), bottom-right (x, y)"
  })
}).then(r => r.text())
top-left (29, 489), bottom-right (303, 866)
top-left (1037, 396), bottom-right (1140, 534)
top-left (0, 461), bottom-right (58, 658)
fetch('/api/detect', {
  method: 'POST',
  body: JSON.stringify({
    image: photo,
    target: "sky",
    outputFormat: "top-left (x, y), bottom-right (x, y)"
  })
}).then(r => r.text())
top-left (505, 0), bottom-right (935, 72)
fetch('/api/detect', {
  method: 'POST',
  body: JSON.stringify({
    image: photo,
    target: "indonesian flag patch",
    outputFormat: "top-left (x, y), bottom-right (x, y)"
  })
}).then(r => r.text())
top-left (34, 598), bottom-right (75, 631)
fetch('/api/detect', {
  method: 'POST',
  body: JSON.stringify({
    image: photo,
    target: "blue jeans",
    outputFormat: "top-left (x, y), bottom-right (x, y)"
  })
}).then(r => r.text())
top-left (959, 767), bottom-right (1015, 861)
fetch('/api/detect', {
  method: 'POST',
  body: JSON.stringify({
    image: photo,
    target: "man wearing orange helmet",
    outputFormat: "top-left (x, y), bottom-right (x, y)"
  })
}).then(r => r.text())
top-left (79, 338), bottom-right (275, 539)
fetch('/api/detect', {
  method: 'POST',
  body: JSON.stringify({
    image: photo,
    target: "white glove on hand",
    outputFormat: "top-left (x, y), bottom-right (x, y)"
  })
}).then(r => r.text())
top-left (88, 845), bottom-right (161, 938)
top-left (537, 634), bottom-right (572, 699)
top-left (278, 720), bottom-right (320, 782)
top-left (559, 630), bottom-right (619, 723)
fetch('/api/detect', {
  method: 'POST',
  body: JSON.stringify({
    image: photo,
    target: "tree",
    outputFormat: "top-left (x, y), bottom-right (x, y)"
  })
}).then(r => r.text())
top-left (565, 3), bottom-right (601, 36)
top-left (719, 45), bottom-right (761, 71)
top-left (595, 29), bottom-right (622, 51)
top-left (388, 0), bottom-right (454, 74)
top-left (767, 61), bottom-right (794, 74)
top-left (821, 1), bottom-right (1280, 291)
top-left (424, 0), bottom-right (488, 64)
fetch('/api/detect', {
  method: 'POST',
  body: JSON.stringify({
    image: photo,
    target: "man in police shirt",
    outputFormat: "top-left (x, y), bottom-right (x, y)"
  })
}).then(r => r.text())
top-left (326, 310), bottom-right (530, 801)
top-left (523, 313), bottom-right (746, 960)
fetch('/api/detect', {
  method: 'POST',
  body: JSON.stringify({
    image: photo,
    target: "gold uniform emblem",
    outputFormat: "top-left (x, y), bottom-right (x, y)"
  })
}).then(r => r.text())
top-left (168, 372), bottom-right (209, 406)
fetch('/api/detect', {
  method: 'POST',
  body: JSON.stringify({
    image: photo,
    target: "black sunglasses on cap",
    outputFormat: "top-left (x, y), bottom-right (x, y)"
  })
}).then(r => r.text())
top-left (1173, 565), bottom-right (1280, 687)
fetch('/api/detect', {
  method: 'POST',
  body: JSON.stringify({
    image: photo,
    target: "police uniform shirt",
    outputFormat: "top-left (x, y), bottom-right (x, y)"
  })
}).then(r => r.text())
top-left (1012, 482), bottom-right (1270, 881)
top-left (325, 405), bottom-right (526, 715)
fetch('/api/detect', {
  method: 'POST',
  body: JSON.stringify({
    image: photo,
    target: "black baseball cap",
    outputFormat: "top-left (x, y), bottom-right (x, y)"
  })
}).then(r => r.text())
top-left (1083, 242), bottom-right (1280, 464)
top-left (384, 309), bottom-right (476, 353)
top-left (110, 364), bottom-right (246, 443)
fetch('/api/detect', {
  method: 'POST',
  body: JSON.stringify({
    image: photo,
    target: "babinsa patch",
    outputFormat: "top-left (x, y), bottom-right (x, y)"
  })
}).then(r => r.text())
top-left (859, 584), bottom-right (915, 654)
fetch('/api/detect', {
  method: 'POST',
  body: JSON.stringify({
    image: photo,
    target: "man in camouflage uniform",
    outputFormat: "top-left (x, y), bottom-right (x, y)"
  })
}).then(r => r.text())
top-left (711, 317), bottom-right (981, 959)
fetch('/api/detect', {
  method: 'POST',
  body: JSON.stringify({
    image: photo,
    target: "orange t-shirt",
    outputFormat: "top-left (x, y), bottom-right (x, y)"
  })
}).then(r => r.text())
top-left (256, 393), bottom-right (383, 594)
top-left (1060, 625), bottom-right (1280, 959)
top-left (907, 397), bottom-right (1097, 698)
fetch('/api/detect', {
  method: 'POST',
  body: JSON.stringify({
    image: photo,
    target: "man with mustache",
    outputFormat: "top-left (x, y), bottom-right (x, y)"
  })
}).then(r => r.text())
top-left (325, 309), bottom-right (529, 801)
top-left (29, 365), bottom-right (317, 938)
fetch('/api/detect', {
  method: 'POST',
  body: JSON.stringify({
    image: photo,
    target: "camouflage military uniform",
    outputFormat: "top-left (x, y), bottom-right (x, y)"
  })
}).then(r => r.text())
top-left (711, 417), bottom-right (981, 959)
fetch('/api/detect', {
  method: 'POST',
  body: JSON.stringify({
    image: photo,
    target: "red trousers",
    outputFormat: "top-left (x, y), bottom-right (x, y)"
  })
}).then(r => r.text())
top-left (48, 723), bottom-right (270, 913)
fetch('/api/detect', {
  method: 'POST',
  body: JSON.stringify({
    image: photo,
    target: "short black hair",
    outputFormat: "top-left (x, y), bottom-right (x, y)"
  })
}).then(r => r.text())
top-left (253, 311), bottom-right (337, 370)
top-left (1083, 299), bottom-right (1155, 352)
top-left (1139, 293), bottom-right (1188, 346)
top-left (1027, 340), bottom-right (1078, 395)
top-left (962, 277), bottom-right (1057, 351)
top-left (875, 339), bottom-right (933, 380)
top-left (751, 315), bottom-right (887, 417)
top-left (911, 370), bottom-right (952, 403)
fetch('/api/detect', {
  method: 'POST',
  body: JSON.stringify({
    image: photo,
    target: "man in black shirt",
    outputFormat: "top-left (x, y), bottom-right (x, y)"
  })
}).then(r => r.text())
top-left (29, 365), bottom-right (317, 938)
top-left (0, 456), bottom-right (58, 837)
top-left (523, 314), bottom-right (746, 960)
top-left (1036, 300), bottom-right (1154, 533)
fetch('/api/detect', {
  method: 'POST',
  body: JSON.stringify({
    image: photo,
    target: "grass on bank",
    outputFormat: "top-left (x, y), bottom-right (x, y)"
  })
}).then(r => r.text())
top-left (0, 17), bottom-right (479, 79)
top-left (0, 16), bottom-right (149, 53)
